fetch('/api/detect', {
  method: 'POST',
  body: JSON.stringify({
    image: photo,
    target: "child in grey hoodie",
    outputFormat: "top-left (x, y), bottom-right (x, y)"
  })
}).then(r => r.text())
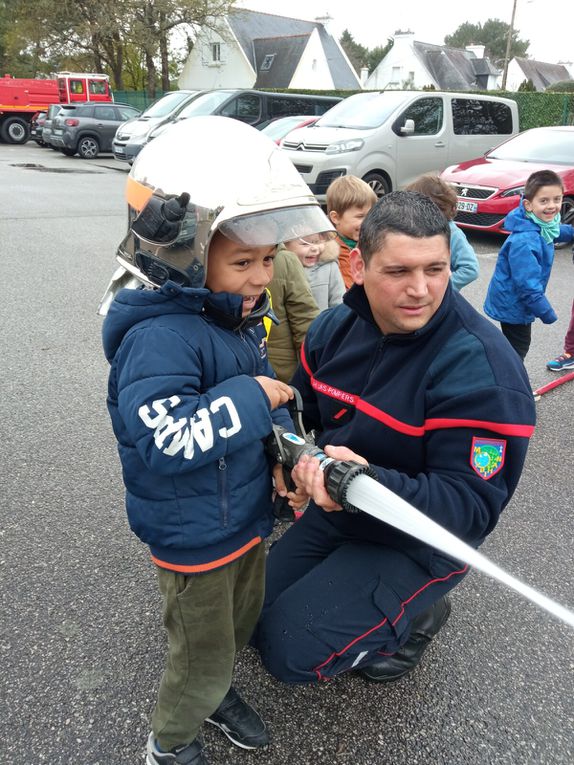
top-left (284, 234), bottom-right (345, 312)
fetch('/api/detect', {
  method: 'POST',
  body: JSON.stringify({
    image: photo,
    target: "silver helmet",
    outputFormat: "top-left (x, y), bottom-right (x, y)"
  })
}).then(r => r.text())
top-left (114, 115), bottom-right (334, 290)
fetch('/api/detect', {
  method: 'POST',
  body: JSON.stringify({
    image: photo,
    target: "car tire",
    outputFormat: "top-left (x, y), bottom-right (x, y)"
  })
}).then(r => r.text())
top-left (61, 148), bottom-right (76, 156)
top-left (77, 136), bottom-right (99, 159)
top-left (0, 117), bottom-right (30, 144)
top-left (362, 171), bottom-right (390, 199)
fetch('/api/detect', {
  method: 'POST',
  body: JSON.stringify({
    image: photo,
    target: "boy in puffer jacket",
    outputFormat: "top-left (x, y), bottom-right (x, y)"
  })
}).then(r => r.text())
top-left (484, 169), bottom-right (574, 360)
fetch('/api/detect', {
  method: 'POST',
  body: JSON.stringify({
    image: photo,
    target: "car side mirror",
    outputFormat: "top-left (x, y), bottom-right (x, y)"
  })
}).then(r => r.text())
top-left (400, 119), bottom-right (415, 135)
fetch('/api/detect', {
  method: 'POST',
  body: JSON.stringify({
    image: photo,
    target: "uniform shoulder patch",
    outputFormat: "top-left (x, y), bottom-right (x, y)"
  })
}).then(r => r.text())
top-left (470, 437), bottom-right (506, 480)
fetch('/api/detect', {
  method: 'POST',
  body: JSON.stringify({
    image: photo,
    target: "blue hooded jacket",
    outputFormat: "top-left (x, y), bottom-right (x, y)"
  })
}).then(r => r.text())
top-left (102, 281), bottom-right (292, 573)
top-left (484, 201), bottom-right (573, 324)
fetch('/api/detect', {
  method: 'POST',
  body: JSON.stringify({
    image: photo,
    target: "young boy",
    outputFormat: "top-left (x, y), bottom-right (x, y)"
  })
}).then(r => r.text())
top-left (101, 116), bottom-right (329, 765)
top-left (326, 175), bottom-right (377, 289)
top-left (484, 169), bottom-right (574, 360)
top-left (283, 234), bottom-right (345, 312)
top-left (406, 174), bottom-right (479, 291)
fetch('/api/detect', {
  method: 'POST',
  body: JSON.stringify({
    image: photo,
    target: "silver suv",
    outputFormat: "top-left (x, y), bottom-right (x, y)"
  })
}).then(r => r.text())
top-left (51, 102), bottom-right (140, 158)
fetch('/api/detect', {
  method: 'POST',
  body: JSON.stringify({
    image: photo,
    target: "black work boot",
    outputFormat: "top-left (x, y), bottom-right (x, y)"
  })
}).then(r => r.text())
top-left (359, 595), bottom-right (452, 683)
top-left (206, 686), bottom-right (269, 749)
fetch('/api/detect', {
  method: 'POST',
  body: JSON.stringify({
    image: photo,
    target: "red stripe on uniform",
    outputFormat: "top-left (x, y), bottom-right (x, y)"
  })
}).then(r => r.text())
top-left (300, 357), bottom-right (534, 439)
top-left (312, 565), bottom-right (468, 681)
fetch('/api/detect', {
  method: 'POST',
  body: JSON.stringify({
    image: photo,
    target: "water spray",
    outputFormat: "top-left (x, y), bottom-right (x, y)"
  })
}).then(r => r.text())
top-left (267, 425), bottom-right (574, 629)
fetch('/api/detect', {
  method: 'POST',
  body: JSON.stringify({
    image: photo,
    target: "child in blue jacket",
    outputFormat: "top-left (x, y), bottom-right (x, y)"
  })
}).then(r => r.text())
top-left (406, 174), bottom-right (479, 291)
top-left (100, 117), bottom-right (331, 765)
top-left (484, 169), bottom-right (574, 360)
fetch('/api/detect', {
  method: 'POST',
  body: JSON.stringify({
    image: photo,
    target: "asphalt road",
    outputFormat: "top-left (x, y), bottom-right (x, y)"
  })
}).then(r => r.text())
top-left (1, 144), bottom-right (573, 765)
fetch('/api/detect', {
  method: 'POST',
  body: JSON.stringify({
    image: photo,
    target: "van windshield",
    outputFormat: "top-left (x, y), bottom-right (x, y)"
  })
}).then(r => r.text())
top-left (176, 90), bottom-right (238, 118)
top-left (316, 92), bottom-right (411, 129)
top-left (144, 91), bottom-right (198, 118)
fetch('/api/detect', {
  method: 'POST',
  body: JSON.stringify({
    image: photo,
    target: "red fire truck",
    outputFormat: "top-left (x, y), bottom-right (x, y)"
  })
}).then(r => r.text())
top-left (0, 72), bottom-right (113, 144)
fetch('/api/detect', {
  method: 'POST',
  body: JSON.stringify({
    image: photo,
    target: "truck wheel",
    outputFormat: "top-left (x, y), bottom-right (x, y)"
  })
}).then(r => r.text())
top-left (0, 117), bottom-right (30, 144)
top-left (77, 136), bottom-right (99, 159)
top-left (362, 171), bottom-right (390, 199)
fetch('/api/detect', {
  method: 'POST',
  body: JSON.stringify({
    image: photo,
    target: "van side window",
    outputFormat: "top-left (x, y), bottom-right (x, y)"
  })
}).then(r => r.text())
top-left (452, 99), bottom-right (513, 135)
top-left (393, 97), bottom-right (443, 136)
top-left (220, 94), bottom-right (261, 124)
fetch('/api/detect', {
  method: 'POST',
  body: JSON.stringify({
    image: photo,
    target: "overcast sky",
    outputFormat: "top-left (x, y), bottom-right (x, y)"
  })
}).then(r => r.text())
top-left (237, 0), bottom-right (571, 66)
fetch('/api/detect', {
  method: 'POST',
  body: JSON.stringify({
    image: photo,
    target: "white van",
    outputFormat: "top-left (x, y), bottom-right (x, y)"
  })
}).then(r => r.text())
top-left (280, 91), bottom-right (519, 201)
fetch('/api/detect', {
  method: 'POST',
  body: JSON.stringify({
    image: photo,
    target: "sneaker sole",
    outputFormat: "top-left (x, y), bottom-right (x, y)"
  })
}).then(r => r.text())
top-left (205, 717), bottom-right (266, 750)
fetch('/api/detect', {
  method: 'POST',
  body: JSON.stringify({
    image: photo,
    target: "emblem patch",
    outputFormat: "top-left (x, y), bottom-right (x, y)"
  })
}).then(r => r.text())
top-left (470, 437), bottom-right (506, 480)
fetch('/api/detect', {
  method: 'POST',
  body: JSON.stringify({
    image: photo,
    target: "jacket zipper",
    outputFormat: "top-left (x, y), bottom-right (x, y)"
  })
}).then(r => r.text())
top-left (218, 456), bottom-right (228, 527)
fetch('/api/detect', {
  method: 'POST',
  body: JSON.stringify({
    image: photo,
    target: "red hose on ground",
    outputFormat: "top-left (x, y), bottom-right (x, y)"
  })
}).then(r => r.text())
top-left (532, 370), bottom-right (574, 399)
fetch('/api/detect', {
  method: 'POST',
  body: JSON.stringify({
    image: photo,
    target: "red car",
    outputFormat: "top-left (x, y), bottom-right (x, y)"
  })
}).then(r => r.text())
top-left (260, 115), bottom-right (319, 145)
top-left (440, 126), bottom-right (574, 234)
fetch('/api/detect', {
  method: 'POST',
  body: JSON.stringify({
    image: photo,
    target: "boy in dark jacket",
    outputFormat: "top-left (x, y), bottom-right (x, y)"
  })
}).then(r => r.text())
top-left (484, 169), bottom-right (574, 359)
top-left (101, 117), bottom-right (332, 765)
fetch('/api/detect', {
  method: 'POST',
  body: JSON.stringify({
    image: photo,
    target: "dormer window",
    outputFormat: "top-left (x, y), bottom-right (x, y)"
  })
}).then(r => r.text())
top-left (260, 54), bottom-right (275, 71)
top-left (212, 43), bottom-right (221, 62)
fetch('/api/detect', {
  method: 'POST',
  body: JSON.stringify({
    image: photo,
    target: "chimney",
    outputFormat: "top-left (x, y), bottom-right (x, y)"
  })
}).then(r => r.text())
top-left (465, 45), bottom-right (486, 58)
top-left (315, 13), bottom-right (333, 31)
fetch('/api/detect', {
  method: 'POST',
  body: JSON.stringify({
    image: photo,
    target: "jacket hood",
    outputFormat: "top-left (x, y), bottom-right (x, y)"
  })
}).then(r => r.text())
top-left (102, 281), bottom-right (246, 362)
top-left (503, 201), bottom-right (540, 234)
top-left (318, 238), bottom-right (341, 264)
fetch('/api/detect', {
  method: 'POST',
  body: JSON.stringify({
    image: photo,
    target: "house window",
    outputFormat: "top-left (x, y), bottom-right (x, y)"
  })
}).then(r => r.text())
top-left (260, 54), bottom-right (275, 71)
top-left (211, 43), bottom-right (221, 62)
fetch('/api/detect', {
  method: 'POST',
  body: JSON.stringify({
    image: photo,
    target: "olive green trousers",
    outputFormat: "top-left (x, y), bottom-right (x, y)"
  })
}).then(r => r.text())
top-left (151, 542), bottom-right (265, 750)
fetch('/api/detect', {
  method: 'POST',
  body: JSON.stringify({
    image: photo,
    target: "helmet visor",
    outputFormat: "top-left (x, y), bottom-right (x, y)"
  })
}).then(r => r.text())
top-left (218, 204), bottom-right (335, 247)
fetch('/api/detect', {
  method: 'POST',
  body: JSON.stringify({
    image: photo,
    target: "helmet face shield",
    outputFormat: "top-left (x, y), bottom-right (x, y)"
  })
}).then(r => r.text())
top-left (218, 205), bottom-right (336, 247)
top-left (115, 116), bottom-right (334, 289)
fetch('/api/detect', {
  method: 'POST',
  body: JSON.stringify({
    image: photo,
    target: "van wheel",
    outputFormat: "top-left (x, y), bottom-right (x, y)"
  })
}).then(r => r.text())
top-left (78, 136), bottom-right (99, 159)
top-left (556, 196), bottom-right (574, 249)
top-left (62, 148), bottom-right (76, 156)
top-left (362, 172), bottom-right (390, 199)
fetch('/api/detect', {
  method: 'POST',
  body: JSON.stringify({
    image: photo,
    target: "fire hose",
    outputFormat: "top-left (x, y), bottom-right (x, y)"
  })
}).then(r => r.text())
top-left (267, 423), bottom-right (574, 630)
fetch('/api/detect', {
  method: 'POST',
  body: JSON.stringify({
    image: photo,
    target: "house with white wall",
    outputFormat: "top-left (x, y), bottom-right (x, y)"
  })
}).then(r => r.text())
top-left (505, 57), bottom-right (572, 91)
top-left (365, 32), bottom-right (499, 91)
top-left (178, 9), bottom-right (361, 91)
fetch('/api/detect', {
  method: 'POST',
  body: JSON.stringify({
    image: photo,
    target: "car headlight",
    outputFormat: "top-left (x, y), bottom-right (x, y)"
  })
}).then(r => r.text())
top-left (325, 138), bottom-right (364, 155)
top-left (500, 186), bottom-right (524, 198)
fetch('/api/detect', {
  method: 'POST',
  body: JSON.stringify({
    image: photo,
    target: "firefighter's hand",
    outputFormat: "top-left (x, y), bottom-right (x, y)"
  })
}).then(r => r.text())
top-left (255, 376), bottom-right (294, 409)
top-left (292, 445), bottom-right (368, 512)
top-left (272, 463), bottom-right (309, 511)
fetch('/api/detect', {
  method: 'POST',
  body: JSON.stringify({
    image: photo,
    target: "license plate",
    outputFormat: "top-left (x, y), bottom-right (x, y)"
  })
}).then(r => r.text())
top-left (457, 200), bottom-right (478, 213)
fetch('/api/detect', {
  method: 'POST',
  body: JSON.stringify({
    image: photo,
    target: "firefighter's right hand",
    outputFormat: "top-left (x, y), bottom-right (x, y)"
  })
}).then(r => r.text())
top-left (255, 376), bottom-right (294, 410)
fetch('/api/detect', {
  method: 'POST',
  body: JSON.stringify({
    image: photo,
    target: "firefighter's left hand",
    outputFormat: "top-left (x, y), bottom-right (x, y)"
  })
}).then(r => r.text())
top-left (292, 445), bottom-right (368, 512)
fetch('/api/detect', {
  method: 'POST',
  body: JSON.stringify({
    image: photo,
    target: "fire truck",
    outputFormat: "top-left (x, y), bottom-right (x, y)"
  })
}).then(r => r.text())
top-left (0, 72), bottom-right (113, 144)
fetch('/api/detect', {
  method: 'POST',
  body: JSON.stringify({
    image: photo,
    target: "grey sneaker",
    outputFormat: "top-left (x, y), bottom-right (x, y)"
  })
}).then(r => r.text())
top-left (146, 732), bottom-right (207, 764)
top-left (206, 686), bottom-right (269, 749)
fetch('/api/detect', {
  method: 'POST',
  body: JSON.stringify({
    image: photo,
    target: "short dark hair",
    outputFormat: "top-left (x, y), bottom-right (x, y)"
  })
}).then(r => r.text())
top-left (358, 190), bottom-right (450, 264)
top-left (524, 170), bottom-right (564, 200)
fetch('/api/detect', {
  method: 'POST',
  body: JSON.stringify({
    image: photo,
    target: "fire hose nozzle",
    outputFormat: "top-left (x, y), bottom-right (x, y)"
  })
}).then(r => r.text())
top-left (323, 459), bottom-right (379, 513)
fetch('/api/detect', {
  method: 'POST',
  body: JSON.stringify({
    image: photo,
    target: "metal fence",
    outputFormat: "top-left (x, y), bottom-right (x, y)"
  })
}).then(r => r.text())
top-left (113, 89), bottom-right (574, 129)
top-left (113, 90), bottom-right (165, 111)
